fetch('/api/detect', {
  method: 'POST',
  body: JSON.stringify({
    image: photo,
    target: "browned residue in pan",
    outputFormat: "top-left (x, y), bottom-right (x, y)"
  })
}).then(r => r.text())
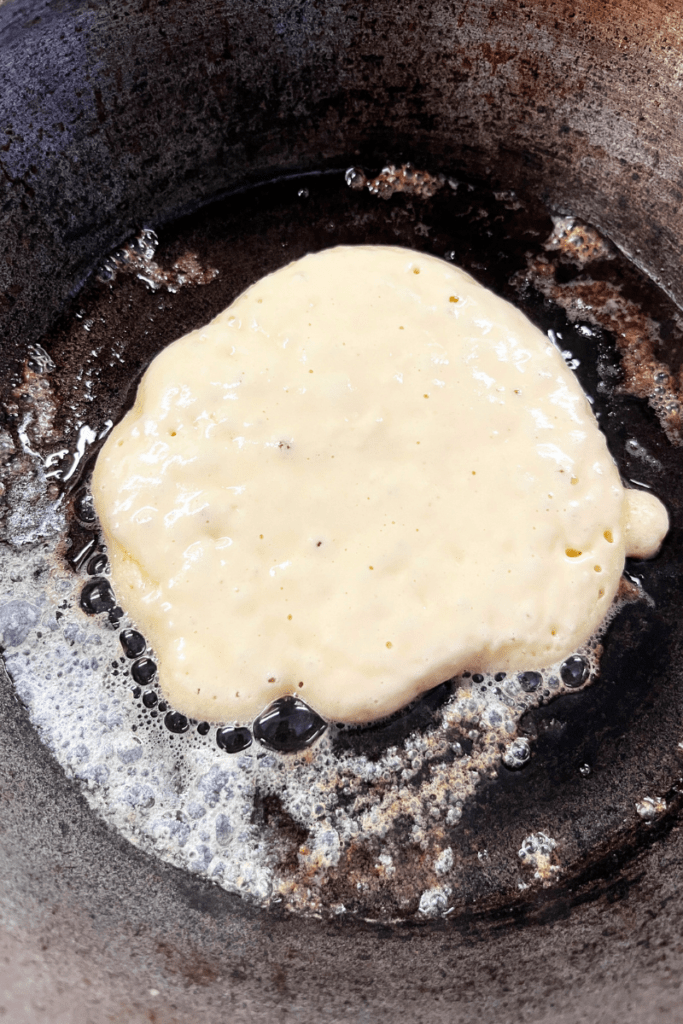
top-left (346, 163), bottom-right (447, 200)
top-left (515, 217), bottom-right (683, 445)
top-left (5, 347), bottom-right (59, 449)
top-left (545, 216), bottom-right (613, 267)
top-left (98, 228), bottom-right (219, 293)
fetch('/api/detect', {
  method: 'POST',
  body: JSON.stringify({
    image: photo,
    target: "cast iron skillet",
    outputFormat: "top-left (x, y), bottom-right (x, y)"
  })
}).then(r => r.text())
top-left (1, 1), bottom-right (683, 1021)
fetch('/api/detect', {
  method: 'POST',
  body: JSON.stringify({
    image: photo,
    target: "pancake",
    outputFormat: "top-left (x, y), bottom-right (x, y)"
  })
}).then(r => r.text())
top-left (92, 245), bottom-right (668, 724)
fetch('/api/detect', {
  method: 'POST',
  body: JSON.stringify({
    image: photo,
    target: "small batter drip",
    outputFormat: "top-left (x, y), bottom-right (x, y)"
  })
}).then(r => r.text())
top-left (623, 489), bottom-right (669, 559)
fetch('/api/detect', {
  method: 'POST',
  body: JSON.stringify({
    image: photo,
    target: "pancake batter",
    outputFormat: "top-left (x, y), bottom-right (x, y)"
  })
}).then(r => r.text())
top-left (92, 246), bottom-right (668, 723)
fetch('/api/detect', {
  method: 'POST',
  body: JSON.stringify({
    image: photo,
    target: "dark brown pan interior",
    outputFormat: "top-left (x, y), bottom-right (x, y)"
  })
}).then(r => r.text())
top-left (2, 1), bottom-right (683, 1021)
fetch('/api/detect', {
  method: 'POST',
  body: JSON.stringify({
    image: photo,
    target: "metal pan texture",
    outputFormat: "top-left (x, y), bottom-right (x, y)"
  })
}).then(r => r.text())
top-left (1, 1), bottom-right (683, 1022)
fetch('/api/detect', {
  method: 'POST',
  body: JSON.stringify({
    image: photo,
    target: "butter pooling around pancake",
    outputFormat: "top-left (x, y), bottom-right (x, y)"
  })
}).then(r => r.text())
top-left (92, 245), bottom-right (668, 724)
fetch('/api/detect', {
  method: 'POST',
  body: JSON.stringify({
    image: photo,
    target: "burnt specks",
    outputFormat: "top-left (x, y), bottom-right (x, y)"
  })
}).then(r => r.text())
top-left (251, 791), bottom-right (309, 874)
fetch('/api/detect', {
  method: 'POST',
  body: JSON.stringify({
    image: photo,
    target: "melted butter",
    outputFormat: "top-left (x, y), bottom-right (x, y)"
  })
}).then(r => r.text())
top-left (92, 245), bottom-right (668, 724)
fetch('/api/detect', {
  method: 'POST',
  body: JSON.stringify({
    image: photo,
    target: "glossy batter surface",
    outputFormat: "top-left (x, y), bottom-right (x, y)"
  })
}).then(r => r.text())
top-left (93, 246), bottom-right (667, 723)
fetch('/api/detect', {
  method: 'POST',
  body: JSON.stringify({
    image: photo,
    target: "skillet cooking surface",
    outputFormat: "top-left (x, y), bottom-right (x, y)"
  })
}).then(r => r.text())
top-left (4, 0), bottom-right (683, 1017)
top-left (2, 167), bottom-right (681, 923)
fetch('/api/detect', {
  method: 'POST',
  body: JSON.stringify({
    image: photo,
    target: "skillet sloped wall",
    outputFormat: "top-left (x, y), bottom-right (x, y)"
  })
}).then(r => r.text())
top-left (0, 0), bottom-right (682, 384)
top-left (2, 2), bottom-right (683, 1022)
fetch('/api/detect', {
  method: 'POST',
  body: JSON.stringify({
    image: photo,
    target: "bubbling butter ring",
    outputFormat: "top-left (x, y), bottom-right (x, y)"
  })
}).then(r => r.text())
top-left (93, 245), bottom-right (668, 725)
